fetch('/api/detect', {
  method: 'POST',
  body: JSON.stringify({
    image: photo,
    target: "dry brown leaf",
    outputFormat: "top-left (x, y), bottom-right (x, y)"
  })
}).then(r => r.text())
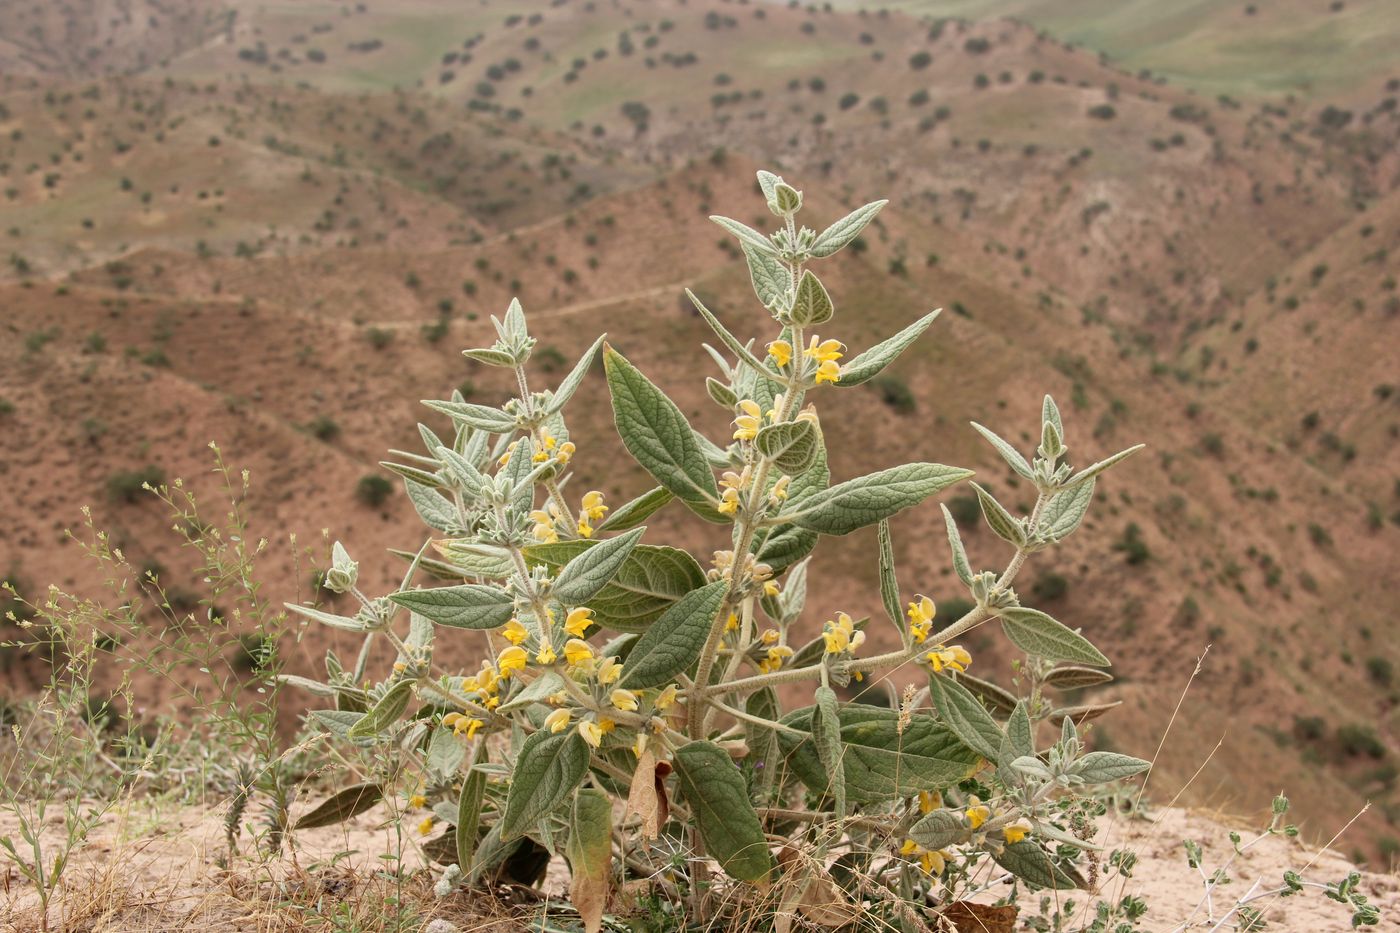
top-left (940, 900), bottom-right (1018, 933)
top-left (625, 747), bottom-right (661, 840)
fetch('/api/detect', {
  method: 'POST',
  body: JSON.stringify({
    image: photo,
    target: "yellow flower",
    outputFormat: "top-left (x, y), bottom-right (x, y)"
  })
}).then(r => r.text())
top-left (1003, 819), bottom-right (1032, 845)
top-left (918, 790), bottom-right (943, 814)
top-left (392, 660), bottom-right (407, 673)
top-left (823, 628), bottom-right (849, 655)
top-left (502, 618), bottom-right (529, 645)
top-left (718, 487), bottom-right (741, 516)
top-left (733, 400), bottom-right (763, 441)
top-left (564, 638), bottom-right (594, 667)
top-left (610, 689), bottom-right (639, 712)
top-left (770, 475), bottom-right (791, 503)
top-left (907, 596), bottom-right (935, 644)
top-left (544, 708), bottom-right (572, 733)
top-left (577, 516), bottom-right (594, 539)
top-left (597, 658), bottom-right (623, 684)
top-left (497, 646), bottom-right (528, 676)
top-left (804, 336), bottom-right (845, 364)
top-left (900, 839), bottom-right (948, 875)
top-left (556, 441), bottom-right (576, 464)
top-left (822, 612), bottom-right (863, 656)
top-left (564, 607), bottom-right (594, 638)
top-left (409, 794), bottom-right (427, 809)
top-left (926, 644), bottom-right (972, 673)
top-left (578, 720), bottom-right (603, 748)
top-left (763, 580), bottom-right (779, 597)
top-left (536, 642), bottom-right (557, 665)
top-left (814, 359), bottom-right (842, 385)
top-left (767, 340), bottom-right (793, 367)
top-left (530, 508), bottom-right (560, 544)
top-left (654, 684), bottom-right (678, 710)
top-left (632, 733), bottom-right (649, 758)
top-left (758, 645), bottom-right (793, 674)
top-left (418, 817), bottom-right (435, 835)
top-left (444, 713), bottom-right (486, 740)
top-left (760, 628), bottom-right (779, 645)
top-left (598, 718), bottom-right (616, 734)
top-left (581, 491), bottom-right (608, 522)
top-left (966, 796), bottom-right (990, 831)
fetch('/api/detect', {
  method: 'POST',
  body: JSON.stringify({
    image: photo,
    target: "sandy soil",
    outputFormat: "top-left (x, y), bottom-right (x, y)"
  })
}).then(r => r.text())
top-left (1, 798), bottom-right (1395, 932)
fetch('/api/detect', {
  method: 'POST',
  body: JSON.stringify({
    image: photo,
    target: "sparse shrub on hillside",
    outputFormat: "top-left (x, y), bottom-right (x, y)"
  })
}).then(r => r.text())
top-left (366, 327), bottom-right (394, 350)
top-left (1088, 104), bottom-right (1117, 120)
top-left (869, 374), bottom-right (915, 413)
top-left (307, 415), bottom-right (340, 441)
top-left (1114, 522), bottom-right (1151, 564)
top-left (281, 170), bottom-right (1172, 931)
top-left (355, 474), bottom-right (393, 507)
top-left (1338, 724), bottom-right (1386, 759)
top-left (106, 466), bottom-right (165, 504)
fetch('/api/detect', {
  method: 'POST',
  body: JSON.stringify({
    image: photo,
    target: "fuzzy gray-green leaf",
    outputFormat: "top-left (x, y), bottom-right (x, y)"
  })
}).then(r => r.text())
top-left (456, 743), bottom-right (489, 871)
top-left (971, 482), bottom-right (1027, 548)
top-left (596, 486), bottom-right (674, 533)
top-left (791, 463), bottom-right (972, 536)
top-left (810, 200), bottom-right (886, 258)
top-left (422, 400), bottom-right (518, 434)
top-left (546, 334), bottom-right (606, 415)
top-left (755, 419), bottom-right (819, 475)
top-left (388, 584), bottom-right (514, 630)
top-left (604, 347), bottom-right (723, 522)
top-left (500, 730), bottom-right (590, 840)
top-left (1063, 444), bottom-right (1145, 490)
top-left (790, 269), bottom-right (834, 326)
top-left (295, 783), bottom-right (383, 829)
top-left (1074, 751), bottom-right (1150, 784)
top-left (551, 527), bottom-right (646, 606)
top-left (619, 580), bottom-right (728, 689)
top-left (835, 310), bottom-right (939, 387)
top-left (970, 422), bottom-right (1034, 480)
top-left (814, 686), bottom-right (847, 818)
top-left (524, 541), bottom-right (705, 633)
top-left (998, 607), bottom-right (1109, 667)
top-left (347, 681), bottom-right (413, 739)
top-left (940, 504), bottom-right (974, 586)
top-left (877, 520), bottom-right (904, 637)
top-left (994, 840), bottom-right (1079, 890)
top-left (1040, 479), bottom-right (1095, 542)
top-left (908, 809), bottom-right (969, 851)
top-left (928, 673), bottom-right (1004, 763)
top-left (674, 741), bottom-right (775, 883)
top-left (743, 243), bottom-right (792, 312)
top-left (711, 215), bottom-right (778, 255)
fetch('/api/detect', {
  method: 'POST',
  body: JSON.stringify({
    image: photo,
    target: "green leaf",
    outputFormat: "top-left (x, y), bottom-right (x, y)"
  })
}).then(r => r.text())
top-left (547, 334), bottom-right (606, 415)
top-left (619, 581), bottom-right (728, 689)
top-left (810, 200), bottom-right (887, 258)
top-left (790, 463), bottom-right (973, 536)
top-left (743, 243), bottom-right (792, 312)
top-left (1042, 395), bottom-right (1063, 436)
top-left (998, 607), bottom-right (1109, 666)
top-left (388, 584), bottom-right (514, 630)
top-left (347, 681), bottom-right (414, 739)
top-left (1040, 479), bottom-right (1095, 542)
top-left (908, 809), bottom-right (969, 851)
top-left (756, 170), bottom-right (781, 203)
top-left (502, 297), bottom-right (528, 340)
top-left (456, 743), bottom-right (489, 872)
top-left (404, 480), bottom-right (457, 533)
top-left (778, 706), bottom-right (983, 803)
top-left (877, 520), bottom-right (904, 638)
top-left (745, 688), bottom-right (783, 794)
top-left (1043, 666), bottom-right (1114, 690)
top-left (432, 542), bottom-right (515, 579)
top-left (754, 434), bottom-right (828, 571)
top-left (835, 310), bottom-right (939, 387)
top-left (567, 788), bottom-right (613, 933)
top-left (755, 419), bottom-right (819, 475)
top-left (999, 701), bottom-right (1034, 785)
top-left (928, 674), bottom-right (1004, 763)
top-left (940, 504), bottom-right (974, 586)
top-left (463, 347), bottom-right (517, 367)
top-left (552, 527), bottom-right (646, 606)
top-left (427, 725), bottom-right (467, 778)
top-left (956, 672), bottom-right (1019, 715)
top-left (1075, 752), bottom-right (1150, 784)
top-left (421, 400), bottom-right (517, 434)
top-left (994, 840), bottom-right (1079, 890)
top-left (294, 783), bottom-right (383, 830)
top-left (500, 730), bottom-right (591, 840)
top-left (970, 423), bottom-right (1034, 480)
top-left (524, 541), bottom-right (705, 633)
top-left (687, 289), bottom-right (787, 388)
top-left (674, 741), bottom-right (775, 883)
top-left (971, 482), bottom-right (1027, 548)
top-left (706, 376), bottom-right (738, 408)
top-left (790, 269), bottom-right (834, 326)
top-left (814, 686), bottom-right (846, 818)
top-left (711, 214), bottom-right (778, 255)
top-left (596, 486), bottom-right (674, 533)
top-left (284, 602), bottom-right (372, 632)
top-left (499, 671), bottom-right (567, 712)
top-left (604, 347), bottom-right (723, 522)
top-left (1063, 444), bottom-right (1146, 490)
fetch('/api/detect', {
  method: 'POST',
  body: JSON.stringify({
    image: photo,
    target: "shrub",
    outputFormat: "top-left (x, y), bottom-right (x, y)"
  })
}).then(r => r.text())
top-left (355, 474), bottom-right (394, 507)
top-left (307, 415), bottom-right (340, 441)
top-left (869, 374), bottom-right (915, 413)
top-left (1087, 104), bottom-right (1117, 120)
top-left (281, 170), bottom-right (1161, 928)
top-left (107, 466), bottom-right (165, 503)
top-left (1366, 656), bottom-right (1393, 686)
top-left (1115, 522), bottom-right (1151, 564)
top-left (1338, 724), bottom-right (1386, 759)
top-left (366, 327), bottom-right (394, 350)
top-left (1032, 571), bottom-right (1069, 602)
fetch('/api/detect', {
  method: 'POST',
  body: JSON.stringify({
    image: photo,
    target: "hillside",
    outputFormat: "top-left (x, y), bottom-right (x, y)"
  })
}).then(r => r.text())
top-left (1, 0), bottom-right (1398, 869)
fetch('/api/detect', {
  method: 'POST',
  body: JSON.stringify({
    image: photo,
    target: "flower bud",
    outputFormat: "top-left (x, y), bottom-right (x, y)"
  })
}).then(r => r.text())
top-left (324, 541), bottom-right (359, 594)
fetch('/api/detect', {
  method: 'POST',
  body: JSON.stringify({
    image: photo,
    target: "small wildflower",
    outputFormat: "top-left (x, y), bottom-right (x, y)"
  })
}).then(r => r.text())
top-left (770, 475), bottom-right (791, 503)
top-left (767, 339), bottom-right (793, 367)
top-left (578, 720), bottom-right (603, 748)
top-left (544, 708), bottom-right (572, 734)
top-left (610, 688), bottom-right (639, 712)
top-left (563, 638), bottom-right (594, 667)
top-left (822, 611), bottom-right (865, 656)
top-left (564, 607), bottom-right (594, 638)
top-left (966, 796), bottom-right (990, 831)
top-left (804, 336), bottom-right (844, 364)
top-left (632, 733), bottom-right (649, 758)
top-left (418, 817), bottom-right (435, 835)
top-left (597, 657), bottom-right (623, 684)
top-left (393, 660), bottom-right (408, 673)
top-left (758, 644), bottom-right (793, 674)
top-left (598, 718), bottom-right (616, 734)
top-left (900, 839), bottom-right (948, 875)
top-left (918, 790), bottom-right (943, 814)
top-left (581, 491), bottom-right (608, 522)
top-left (654, 684), bottom-right (678, 711)
top-left (733, 400), bottom-right (763, 441)
top-left (577, 516), bottom-right (594, 539)
top-left (497, 646), bottom-right (528, 676)
top-left (443, 713), bottom-right (485, 740)
top-left (814, 359), bottom-right (842, 385)
top-left (409, 794), bottom-right (427, 809)
top-left (926, 644), bottom-right (971, 673)
top-left (718, 487), bottom-right (742, 516)
top-left (907, 595), bottom-right (935, 644)
top-left (530, 507), bottom-right (560, 544)
top-left (502, 618), bottom-right (529, 646)
top-left (556, 441), bottom-right (576, 464)
top-left (763, 580), bottom-right (779, 597)
top-left (725, 611), bottom-right (740, 632)
top-left (535, 642), bottom-right (557, 665)
top-left (1003, 818), bottom-right (1032, 845)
